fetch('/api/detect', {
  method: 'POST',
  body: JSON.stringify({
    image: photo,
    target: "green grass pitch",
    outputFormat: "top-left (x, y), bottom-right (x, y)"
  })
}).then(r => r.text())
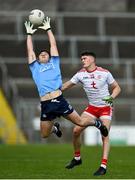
top-left (0, 144), bottom-right (135, 179)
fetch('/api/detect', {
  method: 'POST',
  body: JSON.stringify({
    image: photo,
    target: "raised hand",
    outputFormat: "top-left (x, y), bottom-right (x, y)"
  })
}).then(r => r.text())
top-left (24, 21), bottom-right (37, 35)
top-left (38, 17), bottom-right (51, 31)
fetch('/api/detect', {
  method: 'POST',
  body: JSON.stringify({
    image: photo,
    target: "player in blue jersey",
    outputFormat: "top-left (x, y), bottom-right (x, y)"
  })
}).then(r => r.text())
top-left (24, 17), bottom-right (108, 139)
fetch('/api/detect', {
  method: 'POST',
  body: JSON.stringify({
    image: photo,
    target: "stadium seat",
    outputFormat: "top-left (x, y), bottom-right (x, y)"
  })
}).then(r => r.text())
top-left (12, 79), bottom-right (38, 98)
top-left (105, 17), bottom-right (135, 36)
top-left (63, 17), bottom-right (98, 36)
top-left (119, 83), bottom-right (134, 98)
top-left (77, 41), bottom-right (111, 58)
top-left (0, 0), bottom-right (58, 11)
top-left (0, 40), bottom-right (26, 58)
top-left (114, 104), bottom-right (131, 123)
top-left (58, 0), bottom-right (126, 12)
top-left (5, 62), bottom-right (31, 78)
top-left (132, 64), bottom-right (135, 78)
top-left (118, 41), bottom-right (135, 58)
top-left (0, 16), bottom-right (16, 35)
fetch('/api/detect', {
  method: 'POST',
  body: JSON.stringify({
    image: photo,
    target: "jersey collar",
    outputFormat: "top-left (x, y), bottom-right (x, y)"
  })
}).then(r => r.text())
top-left (86, 66), bottom-right (97, 73)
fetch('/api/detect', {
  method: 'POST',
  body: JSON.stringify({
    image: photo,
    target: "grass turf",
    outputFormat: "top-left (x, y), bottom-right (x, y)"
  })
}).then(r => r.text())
top-left (0, 144), bottom-right (135, 179)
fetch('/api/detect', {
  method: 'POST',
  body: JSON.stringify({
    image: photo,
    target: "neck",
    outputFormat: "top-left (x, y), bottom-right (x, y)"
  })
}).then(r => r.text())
top-left (86, 64), bottom-right (97, 72)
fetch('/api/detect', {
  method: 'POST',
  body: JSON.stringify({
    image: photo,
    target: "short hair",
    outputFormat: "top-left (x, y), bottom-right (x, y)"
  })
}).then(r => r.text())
top-left (38, 49), bottom-right (51, 58)
top-left (80, 51), bottom-right (96, 59)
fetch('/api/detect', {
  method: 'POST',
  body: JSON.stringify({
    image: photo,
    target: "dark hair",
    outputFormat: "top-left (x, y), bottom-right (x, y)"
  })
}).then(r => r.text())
top-left (38, 49), bottom-right (51, 58)
top-left (80, 51), bottom-right (96, 59)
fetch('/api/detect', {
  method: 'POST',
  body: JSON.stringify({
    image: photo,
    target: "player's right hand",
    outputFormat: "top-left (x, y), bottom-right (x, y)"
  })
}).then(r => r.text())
top-left (24, 21), bottom-right (37, 35)
top-left (38, 17), bottom-right (51, 31)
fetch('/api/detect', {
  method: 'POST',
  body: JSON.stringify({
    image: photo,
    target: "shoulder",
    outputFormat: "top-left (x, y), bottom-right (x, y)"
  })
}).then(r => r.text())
top-left (96, 66), bottom-right (109, 73)
top-left (50, 56), bottom-right (60, 64)
top-left (51, 56), bottom-right (60, 60)
top-left (78, 68), bottom-right (87, 73)
top-left (29, 60), bottom-right (38, 66)
top-left (72, 68), bottom-right (87, 79)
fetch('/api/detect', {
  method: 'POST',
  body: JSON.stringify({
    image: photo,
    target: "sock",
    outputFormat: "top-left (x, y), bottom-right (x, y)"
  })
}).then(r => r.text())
top-left (95, 120), bottom-right (102, 129)
top-left (101, 159), bottom-right (107, 169)
top-left (52, 126), bottom-right (58, 134)
top-left (74, 150), bottom-right (81, 160)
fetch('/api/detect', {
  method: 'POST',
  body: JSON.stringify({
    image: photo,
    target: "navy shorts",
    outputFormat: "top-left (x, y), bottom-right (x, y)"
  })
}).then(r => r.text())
top-left (40, 95), bottom-right (74, 121)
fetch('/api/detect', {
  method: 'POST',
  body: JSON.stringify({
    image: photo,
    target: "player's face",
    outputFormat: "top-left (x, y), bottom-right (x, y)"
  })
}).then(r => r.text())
top-left (81, 55), bottom-right (95, 68)
top-left (38, 51), bottom-right (50, 63)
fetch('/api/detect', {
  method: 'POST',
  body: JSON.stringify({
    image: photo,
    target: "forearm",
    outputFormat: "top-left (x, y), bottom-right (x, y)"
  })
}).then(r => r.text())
top-left (24, 21), bottom-right (37, 63)
top-left (62, 81), bottom-right (75, 91)
top-left (47, 30), bottom-right (57, 47)
top-left (47, 29), bottom-right (58, 56)
top-left (27, 35), bottom-right (34, 52)
top-left (26, 35), bottom-right (36, 63)
top-left (111, 86), bottom-right (121, 99)
top-left (38, 17), bottom-right (58, 56)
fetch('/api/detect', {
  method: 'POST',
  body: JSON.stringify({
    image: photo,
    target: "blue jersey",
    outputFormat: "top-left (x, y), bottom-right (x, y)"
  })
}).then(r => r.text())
top-left (29, 56), bottom-right (62, 97)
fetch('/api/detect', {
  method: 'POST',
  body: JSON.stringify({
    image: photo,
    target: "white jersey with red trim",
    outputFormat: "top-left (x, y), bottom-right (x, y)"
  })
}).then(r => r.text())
top-left (70, 66), bottom-right (115, 106)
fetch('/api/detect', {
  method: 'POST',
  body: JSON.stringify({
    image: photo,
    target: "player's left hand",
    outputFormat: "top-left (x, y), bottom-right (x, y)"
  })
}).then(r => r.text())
top-left (24, 21), bottom-right (37, 35)
top-left (38, 17), bottom-right (51, 31)
top-left (102, 96), bottom-right (113, 106)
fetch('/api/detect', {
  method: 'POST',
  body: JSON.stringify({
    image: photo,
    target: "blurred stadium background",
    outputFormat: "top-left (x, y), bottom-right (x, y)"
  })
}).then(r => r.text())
top-left (0, 0), bottom-right (135, 145)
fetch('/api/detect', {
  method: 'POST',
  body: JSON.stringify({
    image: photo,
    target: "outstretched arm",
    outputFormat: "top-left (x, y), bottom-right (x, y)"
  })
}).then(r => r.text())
top-left (38, 17), bottom-right (59, 56)
top-left (26, 35), bottom-right (36, 64)
top-left (47, 29), bottom-right (59, 56)
top-left (62, 81), bottom-right (76, 91)
top-left (24, 21), bottom-right (37, 64)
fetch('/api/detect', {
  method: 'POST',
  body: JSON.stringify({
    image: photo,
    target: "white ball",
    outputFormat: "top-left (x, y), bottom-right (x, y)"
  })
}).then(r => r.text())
top-left (29, 9), bottom-right (45, 25)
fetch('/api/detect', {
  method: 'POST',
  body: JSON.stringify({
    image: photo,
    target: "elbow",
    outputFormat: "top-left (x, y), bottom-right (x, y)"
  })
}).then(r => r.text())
top-left (116, 86), bottom-right (121, 96)
top-left (119, 86), bottom-right (121, 94)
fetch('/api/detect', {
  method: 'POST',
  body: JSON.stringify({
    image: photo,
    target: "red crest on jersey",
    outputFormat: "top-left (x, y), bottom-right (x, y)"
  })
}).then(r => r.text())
top-left (97, 75), bottom-right (102, 79)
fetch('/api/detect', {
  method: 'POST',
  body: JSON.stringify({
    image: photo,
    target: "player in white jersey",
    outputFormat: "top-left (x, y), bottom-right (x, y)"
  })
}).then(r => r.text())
top-left (62, 51), bottom-right (121, 176)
